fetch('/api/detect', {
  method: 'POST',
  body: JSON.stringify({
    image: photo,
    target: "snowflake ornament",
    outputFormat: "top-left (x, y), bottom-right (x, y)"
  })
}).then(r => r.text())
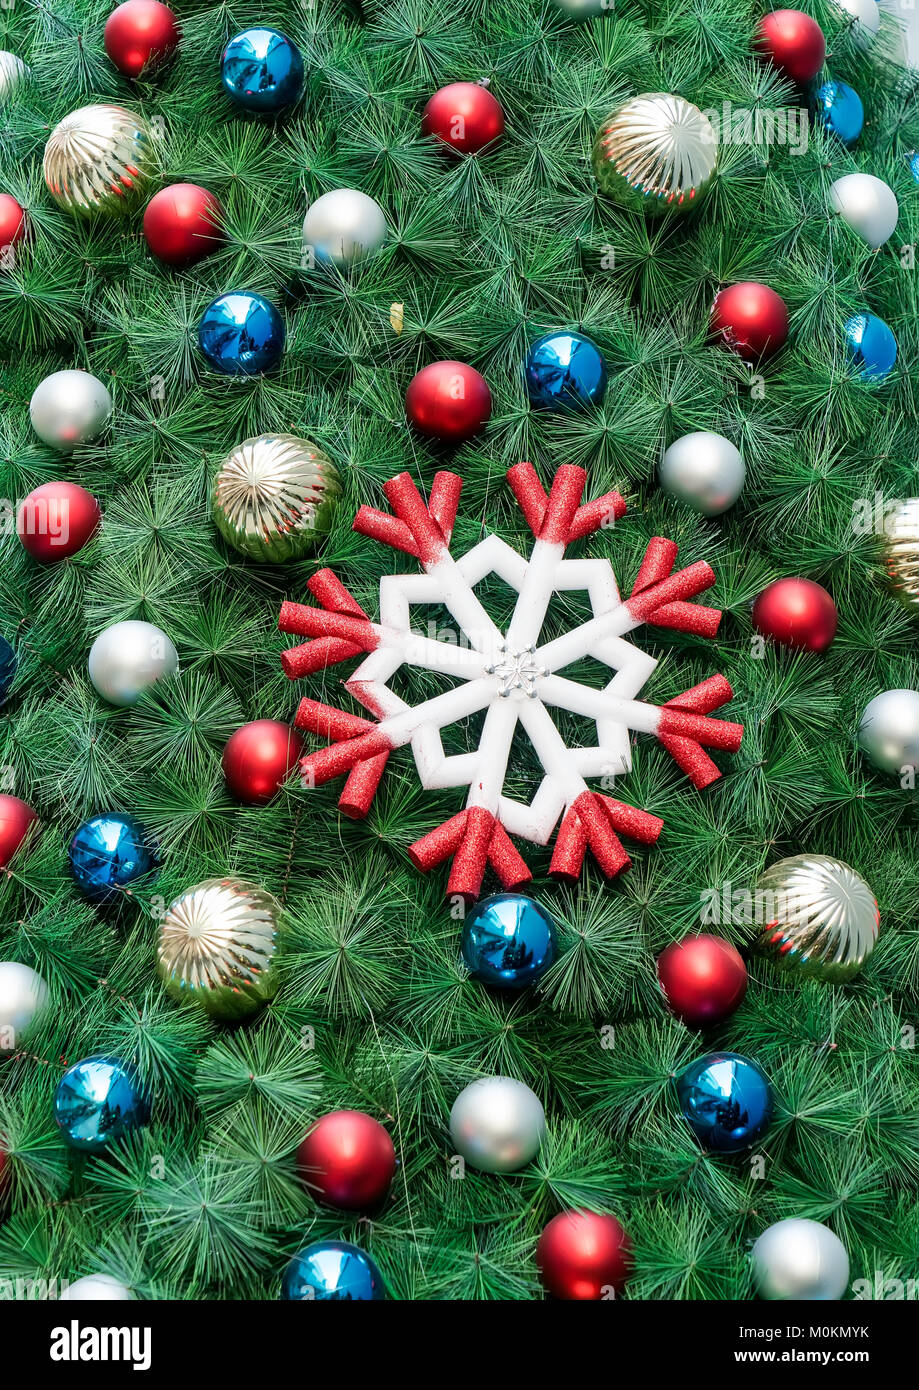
top-left (278, 464), bottom-right (743, 901)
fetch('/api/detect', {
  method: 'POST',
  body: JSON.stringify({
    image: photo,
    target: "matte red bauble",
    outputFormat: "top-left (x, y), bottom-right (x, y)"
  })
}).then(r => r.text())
top-left (222, 720), bottom-right (303, 804)
top-left (17, 482), bottom-right (101, 563)
top-left (104, 0), bottom-right (180, 79)
top-left (422, 82), bottom-right (505, 155)
top-left (297, 1110), bottom-right (397, 1210)
top-left (755, 10), bottom-right (826, 85)
top-left (0, 795), bottom-right (38, 867)
top-left (405, 361), bottom-right (492, 443)
top-left (752, 577), bottom-right (838, 652)
top-left (0, 194), bottom-right (28, 263)
top-left (710, 282), bottom-right (789, 362)
top-left (537, 1210), bottom-right (632, 1300)
top-left (143, 184), bottom-right (224, 268)
top-left (657, 934), bottom-right (748, 1029)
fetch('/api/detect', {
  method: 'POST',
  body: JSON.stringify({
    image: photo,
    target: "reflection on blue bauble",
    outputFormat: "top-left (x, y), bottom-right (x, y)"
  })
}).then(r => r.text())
top-left (461, 893), bottom-right (557, 989)
top-left (221, 28), bottom-right (304, 113)
top-left (0, 635), bottom-right (15, 706)
top-left (198, 291), bottom-right (285, 375)
top-left (525, 330), bottom-right (607, 411)
top-left (54, 1054), bottom-right (150, 1152)
top-left (69, 812), bottom-right (156, 903)
top-left (281, 1241), bottom-right (385, 1300)
top-left (676, 1051), bottom-right (772, 1153)
top-left (814, 80), bottom-right (864, 146)
top-left (844, 312), bottom-right (897, 381)
top-left (909, 151), bottom-right (919, 184)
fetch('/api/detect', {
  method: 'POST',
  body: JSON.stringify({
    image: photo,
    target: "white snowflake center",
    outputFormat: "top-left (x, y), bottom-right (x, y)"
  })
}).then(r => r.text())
top-left (485, 642), bottom-right (548, 700)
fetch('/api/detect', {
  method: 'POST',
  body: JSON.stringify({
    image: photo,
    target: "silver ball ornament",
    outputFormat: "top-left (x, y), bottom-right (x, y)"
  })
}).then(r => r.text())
top-left (857, 688), bottom-right (919, 773)
top-left (834, 0), bottom-right (880, 46)
top-left (659, 431), bottom-right (745, 515)
top-left (59, 1274), bottom-right (133, 1302)
top-left (449, 1076), bottom-right (546, 1173)
top-left (0, 961), bottom-right (49, 1053)
top-left (302, 189), bottom-right (388, 268)
top-left (88, 620), bottom-right (179, 707)
top-left (829, 173), bottom-right (898, 249)
top-left (0, 51), bottom-right (29, 101)
top-left (752, 1218), bottom-right (850, 1301)
top-left (751, 854), bottom-right (879, 983)
top-left (212, 433), bottom-right (341, 562)
top-left (29, 370), bottom-right (112, 452)
top-left (43, 104), bottom-right (155, 217)
top-left (592, 93), bottom-right (717, 215)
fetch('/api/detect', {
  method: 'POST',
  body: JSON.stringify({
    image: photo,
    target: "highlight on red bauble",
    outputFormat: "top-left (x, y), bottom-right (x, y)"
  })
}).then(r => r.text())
top-left (0, 193), bottom-right (28, 266)
top-left (754, 10), bottom-right (826, 86)
top-left (710, 281), bottom-right (789, 362)
top-left (537, 1210), bottom-right (632, 1300)
top-left (657, 933), bottom-right (748, 1030)
top-left (297, 1109), bottom-right (397, 1211)
top-left (405, 360), bottom-right (492, 443)
top-left (422, 81), bottom-right (505, 155)
top-left (222, 719), bottom-right (304, 805)
top-left (104, 0), bottom-right (180, 79)
top-left (143, 184), bottom-right (224, 268)
top-left (17, 482), bottom-right (102, 563)
top-left (752, 577), bottom-right (838, 652)
top-left (0, 794), bottom-right (38, 868)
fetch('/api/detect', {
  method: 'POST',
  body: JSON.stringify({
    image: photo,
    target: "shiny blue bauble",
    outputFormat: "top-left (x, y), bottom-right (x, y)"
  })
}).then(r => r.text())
top-left (814, 80), bottom-right (864, 146)
top-left (198, 291), bottom-right (285, 376)
top-left (221, 28), bottom-right (304, 113)
top-left (281, 1241), bottom-right (385, 1301)
top-left (676, 1051), bottom-right (771, 1154)
top-left (525, 330), bottom-right (607, 411)
top-left (68, 813), bottom-right (156, 904)
top-left (53, 1054), bottom-right (150, 1153)
top-left (909, 151), bottom-right (919, 184)
top-left (0, 635), bottom-right (15, 706)
top-left (844, 312), bottom-right (897, 381)
top-left (461, 893), bottom-right (557, 989)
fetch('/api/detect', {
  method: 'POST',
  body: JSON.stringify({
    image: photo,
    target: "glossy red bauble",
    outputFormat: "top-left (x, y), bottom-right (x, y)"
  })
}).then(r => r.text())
top-left (710, 282), bottom-right (789, 362)
top-left (297, 1110), bottom-right (396, 1210)
top-left (143, 184), bottom-right (224, 268)
top-left (104, 0), bottom-right (180, 79)
top-left (657, 934), bottom-right (748, 1029)
top-left (0, 194), bottom-right (28, 264)
top-left (405, 360), bottom-right (492, 443)
top-left (422, 82), bottom-right (505, 155)
top-left (222, 720), bottom-right (303, 805)
top-left (17, 482), bottom-right (101, 563)
top-left (0, 795), bottom-right (38, 868)
top-left (752, 577), bottom-right (838, 652)
top-left (755, 10), bottom-right (826, 85)
top-left (537, 1210), bottom-right (632, 1300)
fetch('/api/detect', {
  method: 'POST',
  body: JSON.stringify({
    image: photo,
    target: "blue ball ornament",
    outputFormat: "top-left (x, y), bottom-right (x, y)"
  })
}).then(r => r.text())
top-left (221, 28), bottom-right (304, 113)
top-left (281, 1241), bottom-right (385, 1301)
top-left (68, 813), bottom-right (156, 904)
top-left (0, 634), bottom-right (15, 706)
top-left (198, 291), bottom-right (285, 376)
top-left (525, 330), bottom-right (607, 411)
top-left (814, 80), bottom-right (864, 146)
top-left (675, 1051), bottom-right (772, 1154)
top-left (53, 1054), bottom-right (150, 1152)
top-left (844, 312), bottom-right (897, 381)
top-left (461, 893), bottom-right (557, 989)
top-left (909, 151), bottom-right (919, 184)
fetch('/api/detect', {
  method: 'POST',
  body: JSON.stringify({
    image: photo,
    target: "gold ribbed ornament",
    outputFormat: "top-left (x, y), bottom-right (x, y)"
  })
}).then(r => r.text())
top-left (881, 497), bottom-right (919, 615)
top-left (592, 93), bottom-right (717, 215)
top-left (43, 104), bottom-right (155, 217)
top-left (751, 854), bottom-right (879, 984)
top-left (212, 433), bottom-right (342, 562)
top-left (157, 878), bottom-right (283, 1021)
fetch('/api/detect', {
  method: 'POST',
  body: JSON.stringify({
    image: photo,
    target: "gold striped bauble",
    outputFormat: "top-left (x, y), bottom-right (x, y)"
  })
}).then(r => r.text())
top-left (592, 93), bottom-right (717, 216)
top-left (751, 854), bottom-right (879, 984)
top-left (212, 434), bottom-right (341, 562)
top-left (43, 104), bottom-right (155, 217)
top-left (881, 497), bottom-right (919, 615)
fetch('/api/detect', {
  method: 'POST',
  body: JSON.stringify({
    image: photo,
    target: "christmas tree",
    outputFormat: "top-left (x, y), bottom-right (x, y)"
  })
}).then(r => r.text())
top-left (0, 0), bottom-right (917, 1304)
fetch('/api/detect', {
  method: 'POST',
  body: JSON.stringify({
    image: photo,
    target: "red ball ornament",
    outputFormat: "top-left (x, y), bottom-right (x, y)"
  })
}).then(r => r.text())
top-left (143, 184), bottom-right (224, 268)
top-left (0, 194), bottom-right (28, 265)
top-left (297, 1110), bottom-right (396, 1211)
top-left (710, 282), bottom-right (789, 362)
top-left (405, 361), bottom-right (492, 443)
top-left (17, 482), bottom-right (101, 563)
top-left (222, 720), bottom-right (303, 805)
top-left (657, 934), bottom-right (748, 1029)
top-left (755, 10), bottom-right (826, 86)
top-left (752, 577), bottom-right (838, 652)
top-left (537, 1210), bottom-right (632, 1301)
top-left (0, 795), bottom-right (38, 868)
top-left (422, 82), bottom-right (505, 155)
top-left (104, 0), bottom-right (180, 79)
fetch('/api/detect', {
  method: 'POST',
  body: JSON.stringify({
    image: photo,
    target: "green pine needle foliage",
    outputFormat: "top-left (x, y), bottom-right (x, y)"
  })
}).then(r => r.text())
top-left (0, 0), bottom-right (918, 1300)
